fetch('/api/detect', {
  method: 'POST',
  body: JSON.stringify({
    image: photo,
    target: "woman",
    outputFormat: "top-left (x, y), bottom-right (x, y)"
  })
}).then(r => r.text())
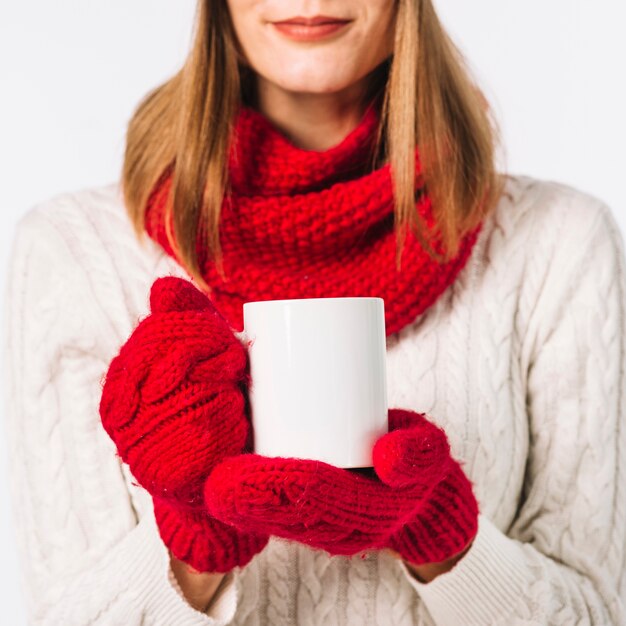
top-left (4, 0), bottom-right (625, 624)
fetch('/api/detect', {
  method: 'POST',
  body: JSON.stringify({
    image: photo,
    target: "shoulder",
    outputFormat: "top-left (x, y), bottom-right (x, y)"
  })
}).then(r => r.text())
top-left (14, 181), bottom-right (158, 265)
top-left (465, 174), bottom-right (623, 334)
top-left (479, 174), bottom-right (621, 276)
top-left (10, 182), bottom-right (188, 349)
top-left (482, 175), bottom-right (625, 343)
top-left (490, 173), bottom-right (614, 241)
top-left (12, 181), bottom-right (183, 285)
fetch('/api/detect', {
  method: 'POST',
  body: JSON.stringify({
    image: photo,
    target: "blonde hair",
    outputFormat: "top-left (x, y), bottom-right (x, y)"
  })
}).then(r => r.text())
top-left (122, 0), bottom-right (502, 291)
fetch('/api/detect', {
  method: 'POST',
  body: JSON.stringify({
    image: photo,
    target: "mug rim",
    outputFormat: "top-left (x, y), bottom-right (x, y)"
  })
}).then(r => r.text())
top-left (243, 296), bottom-right (384, 308)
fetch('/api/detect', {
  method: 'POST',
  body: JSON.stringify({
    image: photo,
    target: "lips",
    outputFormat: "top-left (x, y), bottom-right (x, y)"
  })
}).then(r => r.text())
top-left (270, 15), bottom-right (352, 41)
top-left (273, 15), bottom-right (351, 26)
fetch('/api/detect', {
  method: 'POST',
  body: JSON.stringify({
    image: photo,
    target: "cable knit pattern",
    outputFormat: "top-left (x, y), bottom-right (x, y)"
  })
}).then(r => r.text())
top-left (3, 174), bottom-right (626, 624)
top-left (296, 543), bottom-right (338, 625)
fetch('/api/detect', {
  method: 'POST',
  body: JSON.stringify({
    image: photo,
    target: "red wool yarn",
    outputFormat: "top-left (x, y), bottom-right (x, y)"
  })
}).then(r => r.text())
top-left (100, 97), bottom-right (484, 572)
top-left (99, 277), bottom-right (250, 506)
top-left (144, 96), bottom-right (482, 337)
top-left (99, 277), bottom-right (268, 572)
top-left (153, 497), bottom-right (267, 574)
top-left (203, 409), bottom-right (479, 565)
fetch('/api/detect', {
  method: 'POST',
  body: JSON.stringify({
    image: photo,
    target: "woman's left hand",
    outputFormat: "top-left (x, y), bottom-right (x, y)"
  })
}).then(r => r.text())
top-left (203, 408), bottom-right (479, 567)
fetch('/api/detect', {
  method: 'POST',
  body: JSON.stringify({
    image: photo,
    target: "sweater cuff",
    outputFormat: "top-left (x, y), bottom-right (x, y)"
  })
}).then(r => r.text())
top-left (397, 514), bottom-right (529, 626)
top-left (130, 507), bottom-right (239, 625)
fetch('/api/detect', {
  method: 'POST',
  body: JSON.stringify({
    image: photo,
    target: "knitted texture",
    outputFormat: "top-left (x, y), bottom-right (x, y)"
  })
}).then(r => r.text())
top-left (144, 97), bottom-right (482, 336)
top-left (99, 275), bottom-right (268, 572)
top-left (203, 409), bottom-right (479, 565)
top-left (152, 498), bottom-right (267, 574)
top-left (7, 178), bottom-right (626, 624)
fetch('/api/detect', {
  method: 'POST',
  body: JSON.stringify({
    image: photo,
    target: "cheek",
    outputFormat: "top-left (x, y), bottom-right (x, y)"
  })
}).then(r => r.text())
top-left (366, 1), bottom-right (397, 57)
top-left (226, 0), bottom-right (265, 61)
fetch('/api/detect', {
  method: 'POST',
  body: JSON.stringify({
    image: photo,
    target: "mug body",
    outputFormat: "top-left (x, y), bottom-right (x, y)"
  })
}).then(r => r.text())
top-left (242, 297), bottom-right (388, 468)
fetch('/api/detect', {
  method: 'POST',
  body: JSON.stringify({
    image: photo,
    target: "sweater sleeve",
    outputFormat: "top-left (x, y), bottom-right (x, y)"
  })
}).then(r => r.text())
top-left (2, 206), bottom-right (239, 625)
top-left (397, 200), bottom-right (626, 624)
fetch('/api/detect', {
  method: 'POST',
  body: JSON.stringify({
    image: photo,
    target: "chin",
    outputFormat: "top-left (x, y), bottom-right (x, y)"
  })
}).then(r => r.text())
top-left (269, 70), bottom-right (357, 95)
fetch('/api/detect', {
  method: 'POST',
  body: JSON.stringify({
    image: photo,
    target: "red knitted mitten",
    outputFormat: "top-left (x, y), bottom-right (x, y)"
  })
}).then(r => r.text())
top-left (99, 276), bottom-right (268, 572)
top-left (203, 409), bottom-right (478, 565)
top-left (384, 462), bottom-right (478, 565)
top-left (152, 497), bottom-right (267, 573)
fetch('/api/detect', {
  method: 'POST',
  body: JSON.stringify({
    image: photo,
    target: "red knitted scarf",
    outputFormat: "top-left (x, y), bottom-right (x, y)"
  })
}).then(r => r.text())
top-left (144, 100), bottom-right (482, 336)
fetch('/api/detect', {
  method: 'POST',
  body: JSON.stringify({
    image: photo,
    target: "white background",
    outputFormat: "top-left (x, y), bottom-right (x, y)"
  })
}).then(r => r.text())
top-left (1, 2), bottom-right (625, 623)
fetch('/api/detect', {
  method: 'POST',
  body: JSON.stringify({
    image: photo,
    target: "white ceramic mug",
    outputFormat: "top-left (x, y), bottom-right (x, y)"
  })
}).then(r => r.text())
top-left (240, 297), bottom-right (388, 468)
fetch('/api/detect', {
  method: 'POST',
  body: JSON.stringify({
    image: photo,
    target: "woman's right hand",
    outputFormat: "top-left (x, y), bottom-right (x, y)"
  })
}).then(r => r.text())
top-left (99, 276), bottom-right (268, 572)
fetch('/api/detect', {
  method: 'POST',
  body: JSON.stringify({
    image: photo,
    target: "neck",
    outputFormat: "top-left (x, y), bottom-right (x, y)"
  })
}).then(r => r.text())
top-left (251, 73), bottom-right (380, 152)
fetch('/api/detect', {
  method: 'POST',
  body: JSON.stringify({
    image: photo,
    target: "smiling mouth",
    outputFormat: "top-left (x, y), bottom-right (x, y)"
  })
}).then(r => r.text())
top-left (270, 18), bottom-right (353, 42)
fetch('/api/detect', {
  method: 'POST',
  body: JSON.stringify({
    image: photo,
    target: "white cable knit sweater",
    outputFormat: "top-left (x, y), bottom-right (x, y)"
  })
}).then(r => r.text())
top-left (3, 174), bottom-right (626, 625)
